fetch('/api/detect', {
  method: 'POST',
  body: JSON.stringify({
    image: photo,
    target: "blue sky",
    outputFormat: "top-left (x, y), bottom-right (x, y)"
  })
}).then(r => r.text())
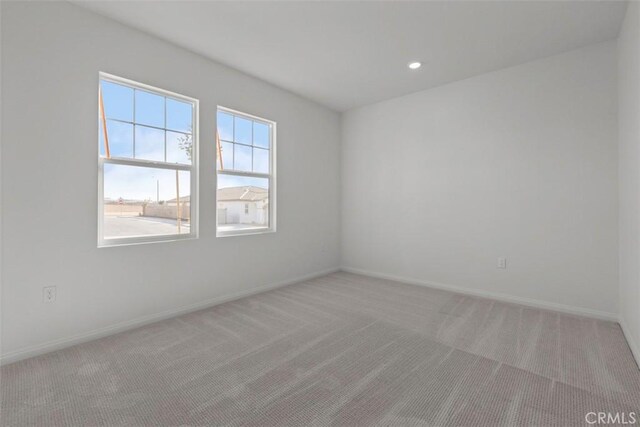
top-left (104, 164), bottom-right (190, 202)
top-left (217, 111), bottom-right (270, 173)
top-left (100, 80), bottom-right (270, 201)
top-left (215, 110), bottom-right (271, 191)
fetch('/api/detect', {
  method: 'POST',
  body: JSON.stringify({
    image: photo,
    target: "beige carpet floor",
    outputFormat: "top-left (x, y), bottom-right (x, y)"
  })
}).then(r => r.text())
top-left (1, 272), bottom-right (639, 426)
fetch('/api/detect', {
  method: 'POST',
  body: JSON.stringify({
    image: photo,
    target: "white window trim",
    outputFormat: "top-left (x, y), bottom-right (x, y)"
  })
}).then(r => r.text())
top-left (216, 106), bottom-right (276, 238)
top-left (98, 72), bottom-right (199, 247)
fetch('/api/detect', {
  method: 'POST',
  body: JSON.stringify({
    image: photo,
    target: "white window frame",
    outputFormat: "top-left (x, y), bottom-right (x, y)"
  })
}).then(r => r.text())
top-left (216, 106), bottom-right (276, 237)
top-left (98, 72), bottom-right (199, 247)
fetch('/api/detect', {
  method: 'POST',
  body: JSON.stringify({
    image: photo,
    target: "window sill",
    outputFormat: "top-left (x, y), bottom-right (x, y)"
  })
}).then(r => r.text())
top-left (216, 227), bottom-right (275, 238)
top-left (98, 233), bottom-right (197, 248)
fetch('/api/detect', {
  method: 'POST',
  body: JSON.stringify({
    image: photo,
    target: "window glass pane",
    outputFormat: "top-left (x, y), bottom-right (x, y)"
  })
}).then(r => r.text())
top-left (215, 108), bottom-right (274, 236)
top-left (103, 164), bottom-right (191, 239)
top-left (217, 111), bottom-right (233, 141)
top-left (234, 116), bottom-right (252, 144)
top-left (166, 98), bottom-right (192, 133)
top-left (107, 121), bottom-right (134, 158)
top-left (253, 122), bottom-right (269, 148)
top-left (101, 81), bottom-right (133, 121)
top-left (219, 141), bottom-right (233, 171)
top-left (99, 118), bottom-right (105, 157)
top-left (166, 131), bottom-right (191, 165)
top-left (135, 125), bottom-right (165, 162)
top-left (217, 174), bottom-right (269, 232)
top-left (135, 90), bottom-right (165, 128)
top-left (233, 143), bottom-right (252, 171)
top-left (253, 147), bottom-right (269, 174)
top-left (100, 120), bottom-right (134, 158)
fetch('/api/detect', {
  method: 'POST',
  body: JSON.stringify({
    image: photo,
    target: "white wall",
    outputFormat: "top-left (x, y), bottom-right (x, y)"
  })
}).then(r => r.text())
top-left (342, 42), bottom-right (619, 318)
top-left (617, 2), bottom-right (640, 363)
top-left (0, 2), bottom-right (341, 361)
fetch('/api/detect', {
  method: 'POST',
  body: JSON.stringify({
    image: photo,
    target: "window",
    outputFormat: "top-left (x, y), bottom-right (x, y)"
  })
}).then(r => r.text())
top-left (216, 107), bottom-right (275, 236)
top-left (98, 73), bottom-right (198, 246)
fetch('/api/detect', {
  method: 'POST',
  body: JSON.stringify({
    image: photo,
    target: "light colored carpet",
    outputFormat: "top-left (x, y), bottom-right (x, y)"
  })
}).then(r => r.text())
top-left (1, 272), bottom-right (639, 426)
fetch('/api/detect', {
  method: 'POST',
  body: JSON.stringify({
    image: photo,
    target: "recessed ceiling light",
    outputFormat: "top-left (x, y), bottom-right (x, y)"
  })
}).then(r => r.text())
top-left (408, 61), bottom-right (422, 70)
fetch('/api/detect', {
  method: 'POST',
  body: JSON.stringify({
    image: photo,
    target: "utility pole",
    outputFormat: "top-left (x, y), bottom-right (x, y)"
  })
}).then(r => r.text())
top-left (176, 170), bottom-right (181, 233)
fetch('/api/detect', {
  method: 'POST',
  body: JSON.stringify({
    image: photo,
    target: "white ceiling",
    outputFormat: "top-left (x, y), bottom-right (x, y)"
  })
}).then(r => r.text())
top-left (75, 1), bottom-right (627, 112)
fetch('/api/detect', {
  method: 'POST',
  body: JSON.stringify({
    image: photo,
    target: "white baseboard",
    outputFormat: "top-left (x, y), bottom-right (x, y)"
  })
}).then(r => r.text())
top-left (3, 266), bottom-right (628, 367)
top-left (619, 317), bottom-right (640, 370)
top-left (340, 266), bottom-right (618, 322)
top-left (0, 267), bottom-right (339, 366)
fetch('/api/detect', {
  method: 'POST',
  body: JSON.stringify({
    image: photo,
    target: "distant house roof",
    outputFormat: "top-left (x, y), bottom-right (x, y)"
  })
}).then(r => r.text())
top-left (167, 186), bottom-right (268, 203)
top-left (218, 186), bottom-right (268, 202)
top-left (165, 195), bottom-right (191, 204)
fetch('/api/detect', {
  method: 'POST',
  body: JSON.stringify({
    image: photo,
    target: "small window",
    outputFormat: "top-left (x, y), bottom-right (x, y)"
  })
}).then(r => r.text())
top-left (98, 73), bottom-right (198, 246)
top-left (216, 107), bottom-right (275, 236)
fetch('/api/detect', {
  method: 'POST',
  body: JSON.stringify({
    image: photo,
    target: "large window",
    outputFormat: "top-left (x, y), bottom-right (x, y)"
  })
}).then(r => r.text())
top-left (98, 73), bottom-right (198, 246)
top-left (216, 107), bottom-right (275, 236)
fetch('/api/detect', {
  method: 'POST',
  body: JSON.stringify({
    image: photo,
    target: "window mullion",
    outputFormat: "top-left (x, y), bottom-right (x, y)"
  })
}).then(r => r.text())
top-left (132, 90), bottom-right (136, 159)
top-left (217, 170), bottom-right (270, 179)
top-left (102, 157), bottom-right (192, 172)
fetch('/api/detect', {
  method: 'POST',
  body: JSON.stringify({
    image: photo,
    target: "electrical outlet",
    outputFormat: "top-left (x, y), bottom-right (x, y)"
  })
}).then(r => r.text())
top-left (497, 257), bottom-right (507, 269)
top-left (43, 286), bottom-right (56, 303)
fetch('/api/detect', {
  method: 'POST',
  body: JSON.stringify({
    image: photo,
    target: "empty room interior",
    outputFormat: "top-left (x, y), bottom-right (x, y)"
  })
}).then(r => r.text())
top-left (2, 0), bottom-right (640, 426)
